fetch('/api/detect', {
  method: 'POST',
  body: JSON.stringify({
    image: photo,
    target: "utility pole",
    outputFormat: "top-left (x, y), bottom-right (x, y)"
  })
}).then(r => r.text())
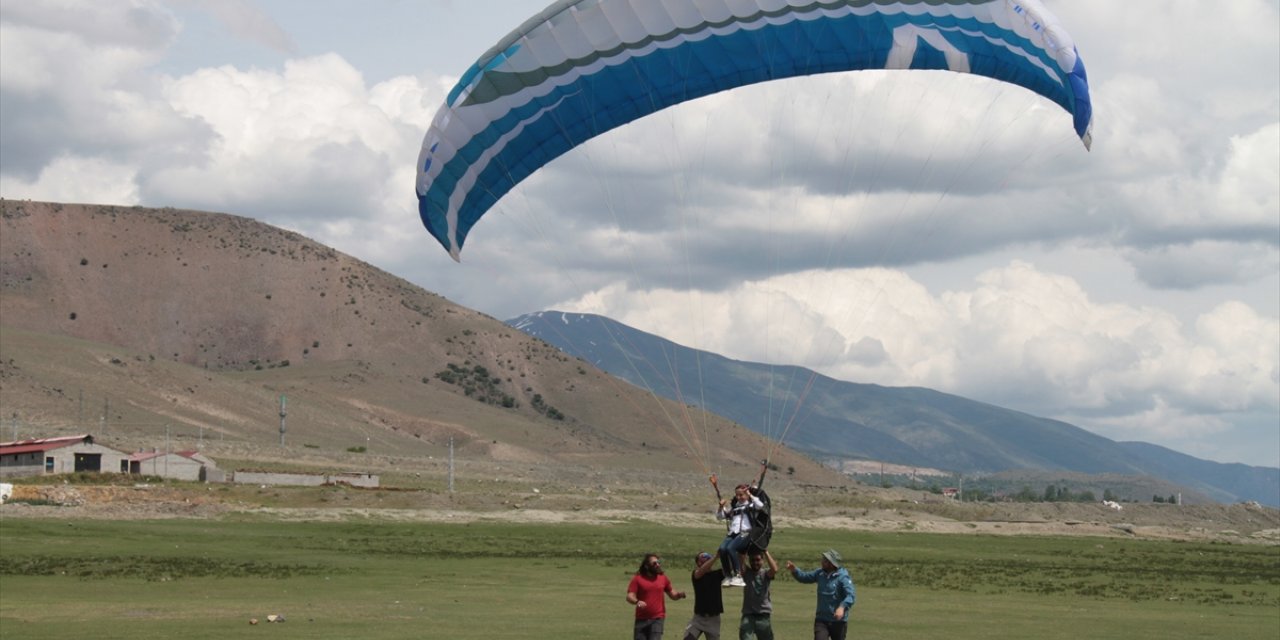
top-left (278, 395), bottom-right (287, 447)
top-left (448, 437), bottom-right (455, 493)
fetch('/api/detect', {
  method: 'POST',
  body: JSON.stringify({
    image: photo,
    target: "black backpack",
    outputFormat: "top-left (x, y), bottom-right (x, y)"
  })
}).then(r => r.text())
top-left (744, 487), bottom-right (772, 553)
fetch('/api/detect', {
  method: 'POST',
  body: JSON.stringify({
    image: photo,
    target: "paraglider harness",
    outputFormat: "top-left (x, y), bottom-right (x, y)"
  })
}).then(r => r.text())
top-left (743, 484), bottom-right (772, 554)
top-left (711, 461), bottom-right (773, 554)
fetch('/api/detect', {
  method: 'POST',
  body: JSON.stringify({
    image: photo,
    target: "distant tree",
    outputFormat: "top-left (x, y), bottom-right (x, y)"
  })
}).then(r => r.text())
top-left (1015, 486), bottom-right (1037, 502)
top-left (1153, 495), bottom-right (1165, 503)
top-left (1103, 489), bottom-right (1116, 502)
top-left (1168, 494), bottom-right (1178, 505)
top-left (1077, 490), bottom-right (1096, 502)
top-left (1044, 485), bottom-right (1059, 502)
top-left (966, 488), bottom-right (993, 502)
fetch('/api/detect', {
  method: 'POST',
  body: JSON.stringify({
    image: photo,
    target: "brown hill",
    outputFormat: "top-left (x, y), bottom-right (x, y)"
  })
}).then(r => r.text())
top-left (0, 199), bottom-right (846, 487)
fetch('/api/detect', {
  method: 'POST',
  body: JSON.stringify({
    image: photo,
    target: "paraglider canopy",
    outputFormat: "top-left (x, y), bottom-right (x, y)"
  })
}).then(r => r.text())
top-left (415, 0), bottom-right (1094, 260)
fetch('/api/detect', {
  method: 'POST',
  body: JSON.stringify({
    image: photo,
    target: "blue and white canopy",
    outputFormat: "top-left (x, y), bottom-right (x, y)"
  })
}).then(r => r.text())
top-left (416, 0), bottom-right (1094, 260)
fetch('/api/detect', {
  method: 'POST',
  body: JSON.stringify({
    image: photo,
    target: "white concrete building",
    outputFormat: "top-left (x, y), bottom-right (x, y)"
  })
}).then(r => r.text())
top-left (127, 450), bottom-right (218, 481)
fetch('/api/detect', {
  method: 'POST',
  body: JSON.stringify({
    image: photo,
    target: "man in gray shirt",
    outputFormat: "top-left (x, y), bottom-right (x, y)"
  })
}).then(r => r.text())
top-left (738, 549), bottom-right (778, 640)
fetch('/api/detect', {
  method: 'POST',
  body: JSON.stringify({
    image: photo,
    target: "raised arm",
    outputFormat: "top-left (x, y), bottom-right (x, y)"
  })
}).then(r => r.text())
top-left (787, 561), bottom-right (818, 584)
top-left (764, 550), bottom-right (778, 578)
top-left (693, 554), bottom-right (719, 579)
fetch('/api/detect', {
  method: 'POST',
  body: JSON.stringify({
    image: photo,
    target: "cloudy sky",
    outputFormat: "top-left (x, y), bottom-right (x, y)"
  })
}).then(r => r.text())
top-left (2, 1), bottom-right (1277, 467)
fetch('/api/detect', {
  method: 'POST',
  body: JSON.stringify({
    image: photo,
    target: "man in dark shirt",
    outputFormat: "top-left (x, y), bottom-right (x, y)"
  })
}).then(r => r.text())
top-left (681, 552), bottom-right (724, 640)
top-left (739, 550), bottom-right (778, 640)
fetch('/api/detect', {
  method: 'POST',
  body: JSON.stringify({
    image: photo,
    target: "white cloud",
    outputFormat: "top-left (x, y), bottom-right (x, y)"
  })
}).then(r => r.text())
top-left (168, 0), bottom-right (296, 54)
top-left (0, 155), bottom-right (140, 204)
top-left (1074, 398), bottom-right (1232, 443)
top-left (1, 0), bottom-right (178, 53)
top-left (1108, 119), bottom-right (1280, 236)
top-left (1126, 241), bottom-right (1279, 290)
top-left (147, 55), bottom-right (435, 237)
top-left (1218, 123), bottom-right (1280, 222)
top-left (0, 1), bottom-right (204, 178)
top-left (1191, 301), bottom-right (1280, 407)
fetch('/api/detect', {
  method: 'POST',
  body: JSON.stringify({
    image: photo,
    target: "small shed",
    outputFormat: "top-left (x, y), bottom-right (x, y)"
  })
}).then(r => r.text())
top-left (127, 450), bottom-right (218, 481)
top-left (0, 435), bottom-right (130, 479)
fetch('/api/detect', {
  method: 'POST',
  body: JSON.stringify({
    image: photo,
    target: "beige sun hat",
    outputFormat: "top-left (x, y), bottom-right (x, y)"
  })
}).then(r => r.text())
top-left (822, 549), bottom-right (843, 568)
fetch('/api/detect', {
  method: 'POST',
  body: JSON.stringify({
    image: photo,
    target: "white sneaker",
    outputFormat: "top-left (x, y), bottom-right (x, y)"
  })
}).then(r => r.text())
top-left (721, 577), bottom-right (733, 588)
top-left (730, 576), bottom-right (746, 587)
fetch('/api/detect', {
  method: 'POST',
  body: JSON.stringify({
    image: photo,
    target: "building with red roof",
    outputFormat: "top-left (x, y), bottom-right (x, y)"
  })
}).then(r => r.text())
top-left (0, 434), bottom-right (130, 479)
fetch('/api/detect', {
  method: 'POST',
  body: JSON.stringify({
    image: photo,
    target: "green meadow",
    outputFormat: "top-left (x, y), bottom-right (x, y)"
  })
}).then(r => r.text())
top-left (0, 517), bottom-right (1277, 639)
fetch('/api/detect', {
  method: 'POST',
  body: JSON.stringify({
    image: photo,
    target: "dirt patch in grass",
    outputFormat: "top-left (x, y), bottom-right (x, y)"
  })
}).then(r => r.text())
top-left (4, 476), bottom-right (1277, 546)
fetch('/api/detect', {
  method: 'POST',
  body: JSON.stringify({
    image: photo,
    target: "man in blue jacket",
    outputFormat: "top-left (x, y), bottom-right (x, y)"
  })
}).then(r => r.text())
top-left (786, 549), bottom-right (855, 640)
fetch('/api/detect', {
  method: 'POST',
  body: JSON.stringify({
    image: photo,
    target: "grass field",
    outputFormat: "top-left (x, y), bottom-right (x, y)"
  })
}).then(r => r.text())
top-left (1, 516), bottom-right (1277, 639)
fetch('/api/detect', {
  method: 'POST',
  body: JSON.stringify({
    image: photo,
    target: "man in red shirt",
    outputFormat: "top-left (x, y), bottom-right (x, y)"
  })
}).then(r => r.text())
top-left (627, 553), bottom-right (687, 639)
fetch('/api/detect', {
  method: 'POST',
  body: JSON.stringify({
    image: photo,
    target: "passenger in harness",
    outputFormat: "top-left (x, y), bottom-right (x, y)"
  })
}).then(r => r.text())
top-left (712, 462), bottom-right (773, 588)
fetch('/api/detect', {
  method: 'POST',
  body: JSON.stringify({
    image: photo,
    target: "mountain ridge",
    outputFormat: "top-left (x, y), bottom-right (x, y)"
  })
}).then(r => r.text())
top-left (507, 310), bottom-right (1279, 506)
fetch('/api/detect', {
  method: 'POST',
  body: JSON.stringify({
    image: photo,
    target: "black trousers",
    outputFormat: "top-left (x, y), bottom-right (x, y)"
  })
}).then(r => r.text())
top-left (813, 620), bottom-right (847, 640)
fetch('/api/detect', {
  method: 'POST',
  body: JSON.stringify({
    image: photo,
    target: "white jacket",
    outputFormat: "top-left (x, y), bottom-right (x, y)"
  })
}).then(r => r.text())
top-left (717, 494), bottom-right (764, 535)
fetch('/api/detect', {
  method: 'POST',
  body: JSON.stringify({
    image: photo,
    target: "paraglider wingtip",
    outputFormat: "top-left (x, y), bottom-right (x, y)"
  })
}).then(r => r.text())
top-left (449, 247), bottom-right (462, 262)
